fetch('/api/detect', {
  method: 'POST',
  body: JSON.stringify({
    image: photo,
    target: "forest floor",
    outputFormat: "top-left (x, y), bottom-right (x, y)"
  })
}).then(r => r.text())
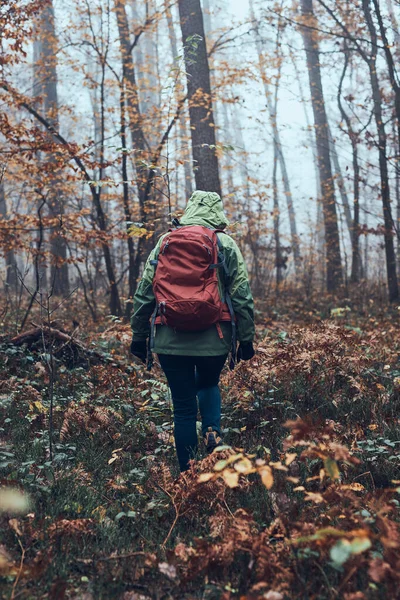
top-left (0, 293), bottom-right (400, 600)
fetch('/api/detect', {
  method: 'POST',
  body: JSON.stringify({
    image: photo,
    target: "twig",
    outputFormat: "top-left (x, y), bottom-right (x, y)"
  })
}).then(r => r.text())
top-left (9, 323), bottom-right (128, 369)
top-left (156, 483), bottom-right (184, 548)
top-left (223, 497), bottom-right (235, 518)
top-left (19, 195), bottom-right (47, 331)
top-left (353, 471), bottom-right (375, 490)
top-left (53, 325), bottom-right (80, 354)
top-left (313, 560), bottom-right (337, 599)
top-left (162, 505), bottom-right (181, 549)
top-left (337, 565), bottom-right (358, 596)
top-left (49, 286), bottom-right (79, 316)
top-left (10, 537), bottom-right (25, 600)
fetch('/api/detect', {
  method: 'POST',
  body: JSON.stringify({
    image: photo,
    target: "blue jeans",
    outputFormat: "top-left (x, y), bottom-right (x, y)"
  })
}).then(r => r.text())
top-left (158, 354), bottom-right (228, 471)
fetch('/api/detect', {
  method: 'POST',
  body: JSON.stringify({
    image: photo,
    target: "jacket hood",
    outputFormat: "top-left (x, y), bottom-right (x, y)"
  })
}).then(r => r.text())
top-left (179, 190), bottom-right (229, 230)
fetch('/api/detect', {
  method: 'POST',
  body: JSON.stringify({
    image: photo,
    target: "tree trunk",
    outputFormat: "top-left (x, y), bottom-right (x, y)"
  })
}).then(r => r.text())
top-left (32, 26), bottom-right (48, 291)
top-left (290, 50), bottom-right (322, 206)
top-left (120, 82), bottom-right (137, 318)
top-left (395, 119), bottom-right (400, 267)
top-left (178, 0), bottom-right (221, 195)
top-left (201, 0), bottom-right (221, 142)
top-left (363, 0), bottom-right (399, 301)
top-left (300, 0), bottom-right (343, 292)
top-left (373, 0), bottom-right (400, 270)
top-left (0, 182), bottom-right (18, 291)
top-left (164, 0), bottom-right (193, 200)
top-left (273, 140), bottom-right (282, 288)
top-left (249, 0), bottom-right (301, 272)
top-left (232, 104), bottom-right (251, 224)
top-left (372, 0), bottom-right (400, 183)
top-left (328, 124), bottom-right (353, 241)
top-left (221, 103), bottom-right (235, 199)
top-left (130, 0), bottom-right (159, 150)
top-left (397, 143), bottom-right (400, 268)
top-left (338, 47), bottom-right (361, 283)
top-left (35, 0), bottom-right (69, 296)
top-left (115, 0), bottom-right (150, 303)
top-left (272, 20), bottom-right (284, 289)
top-left (115, 0), bottom-right (149, 203)
top-left (291, 50), bottom-right (325, 283)
top-left (385, 0), bottom-right (400, 45)
top-left (364, 191), bottom-right (370, 281)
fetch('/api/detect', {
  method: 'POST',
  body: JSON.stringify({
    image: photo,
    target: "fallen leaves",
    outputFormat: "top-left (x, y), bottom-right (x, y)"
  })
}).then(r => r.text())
top-left (47, 519), bottom-right (94, 538)
top-left (259, 465), bottom-right (274, 489)
top-left (197, 451), bottom-right (274, 490)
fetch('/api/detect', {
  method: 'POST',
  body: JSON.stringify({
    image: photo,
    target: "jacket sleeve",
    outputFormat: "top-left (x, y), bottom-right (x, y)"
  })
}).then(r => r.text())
top-left (130, 244), bottom-right (159, 341)
top-left (222, 236), bottom-right (255, 343)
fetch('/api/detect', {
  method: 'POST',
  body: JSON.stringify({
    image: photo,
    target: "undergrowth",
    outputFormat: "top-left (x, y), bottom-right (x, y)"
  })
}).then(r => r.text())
top-left (0, 303), bottom-right (399, 599)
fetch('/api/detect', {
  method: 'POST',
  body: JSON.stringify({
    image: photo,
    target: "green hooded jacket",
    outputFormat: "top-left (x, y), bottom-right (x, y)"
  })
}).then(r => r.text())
top-left (130, 191), bottom-right (255, 356)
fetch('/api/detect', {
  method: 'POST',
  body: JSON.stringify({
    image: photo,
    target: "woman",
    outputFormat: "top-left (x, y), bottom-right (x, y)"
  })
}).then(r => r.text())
top-left (130, 190), bottom-right (255, 472)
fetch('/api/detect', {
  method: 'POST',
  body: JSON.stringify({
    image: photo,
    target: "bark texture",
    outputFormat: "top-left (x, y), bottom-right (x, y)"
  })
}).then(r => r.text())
top-left (300, 0), bottom-right (343, 292)
top-left (363, 0), bottom-right (398, 301)
top-left (165, 0), bottom-right (193, 200)
top-left (0, 182), bottom-right (17, 290)
top-left (34, 1), bottom-right (69, 296)
top-left (178, 0), bottom-right (221, 195)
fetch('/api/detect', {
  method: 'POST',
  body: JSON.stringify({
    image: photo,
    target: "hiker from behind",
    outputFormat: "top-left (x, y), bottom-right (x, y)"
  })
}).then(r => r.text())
top-left (130, 191), bottom-right (255, 472)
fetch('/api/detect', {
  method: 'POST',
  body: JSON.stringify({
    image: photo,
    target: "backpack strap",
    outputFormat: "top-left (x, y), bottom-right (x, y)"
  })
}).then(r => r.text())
top-left (147, 304), bottom-right (158, 371)
top-left (147, 248), bottom-right (160, 371)
top-left (215, 232), bottom-right (237, 371)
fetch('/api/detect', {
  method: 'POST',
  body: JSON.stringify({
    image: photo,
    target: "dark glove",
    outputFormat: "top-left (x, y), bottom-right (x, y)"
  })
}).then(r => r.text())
top-left (237, 342), bottom-right (255, 363)
top-left (130, 339), bottom-right (147, 363)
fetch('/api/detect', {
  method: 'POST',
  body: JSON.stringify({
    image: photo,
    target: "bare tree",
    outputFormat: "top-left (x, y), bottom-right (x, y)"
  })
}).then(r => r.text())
top-left (337, 44), bottom-right (362, 283)
top-left (34, 0), bottom-right (69, 296)
top-left (385, 0), bottom-right (400, 44)
top-left (300, 0), bottom-right (343, 292)
top-left (250, 0), bottom-right (301, 273)
top-left (273, 134), bottom-right (283, 288)
top-left (201, 0), bottom-right (236, 201)
top-left (164, 0), bottom-right (193, 200)
top-left (315, 0), bottom-right (399, 299)
top-left (290, 50), bottom-right (325, 283)
top-left (0, 181), bottom-right (17, 291)
top-left (372, 0), bottom-right (400, 170)
top-left (366, 0), bottom-right (399, 300)
top-left (178, 0), bottom-right (222, 195)
top-left (130, 0), bottom-right (160, 150)
top-left (328, 125), bottom-right (353, 241)
top-left (115, 0), bottom-right (152, 310)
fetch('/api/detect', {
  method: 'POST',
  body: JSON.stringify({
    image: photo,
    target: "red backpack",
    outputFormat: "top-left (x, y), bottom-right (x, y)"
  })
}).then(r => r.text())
top-left (147, 225), bottom-right (236, 370)
top-left (151, 225), bottom-right (233, 333)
